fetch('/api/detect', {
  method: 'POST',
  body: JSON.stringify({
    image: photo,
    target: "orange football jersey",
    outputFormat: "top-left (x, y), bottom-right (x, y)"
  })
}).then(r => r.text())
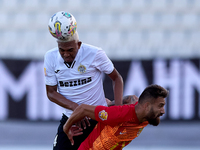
top-left (78, 102), bottom-right (148, 150)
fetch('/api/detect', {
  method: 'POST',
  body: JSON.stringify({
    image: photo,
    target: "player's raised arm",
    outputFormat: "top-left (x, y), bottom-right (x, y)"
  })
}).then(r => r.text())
top-left (108, 68), bottom-right (123, 106)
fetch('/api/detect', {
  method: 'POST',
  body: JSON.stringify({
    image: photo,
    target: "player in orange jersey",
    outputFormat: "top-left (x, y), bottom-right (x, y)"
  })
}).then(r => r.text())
top-left (63, 84), bottom-right (168, 150)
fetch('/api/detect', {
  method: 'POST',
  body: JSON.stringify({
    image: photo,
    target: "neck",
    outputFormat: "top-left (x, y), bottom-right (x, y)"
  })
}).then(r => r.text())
top-left (135, 104), bottom-right (147, 123)
top-left (65, 62), bottom-right (72, 65)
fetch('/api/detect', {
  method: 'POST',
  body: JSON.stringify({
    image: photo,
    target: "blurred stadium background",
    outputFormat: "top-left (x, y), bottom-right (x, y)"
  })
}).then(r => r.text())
top-left (0, 0), bottom-right (200, 149)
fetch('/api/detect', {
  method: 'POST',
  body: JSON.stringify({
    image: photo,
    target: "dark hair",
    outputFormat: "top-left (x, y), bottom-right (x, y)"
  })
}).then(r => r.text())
top-left (138, 84), bottom-right (168, 104)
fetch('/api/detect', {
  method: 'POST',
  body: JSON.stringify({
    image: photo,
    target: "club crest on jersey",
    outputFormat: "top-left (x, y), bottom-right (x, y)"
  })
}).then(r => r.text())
top-left (98, 110), bottom-right (108, 121)
top-left (44, 68), bottom-right (47, 76)
top-left (78, 64), bottom-right (86, 74)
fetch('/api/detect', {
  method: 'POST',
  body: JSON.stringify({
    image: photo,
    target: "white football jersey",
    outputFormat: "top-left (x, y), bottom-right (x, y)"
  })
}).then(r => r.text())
top-left (44, 43), bottom-right (114, 117)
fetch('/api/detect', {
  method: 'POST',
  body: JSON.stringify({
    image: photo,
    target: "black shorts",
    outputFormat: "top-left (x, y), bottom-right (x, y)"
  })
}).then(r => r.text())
top-left (53, 114), bottom-right (97, 150)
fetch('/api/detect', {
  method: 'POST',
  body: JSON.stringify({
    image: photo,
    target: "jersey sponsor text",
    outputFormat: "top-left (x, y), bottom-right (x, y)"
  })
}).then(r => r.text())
top-left (59, 77), bottom-right (92, 87)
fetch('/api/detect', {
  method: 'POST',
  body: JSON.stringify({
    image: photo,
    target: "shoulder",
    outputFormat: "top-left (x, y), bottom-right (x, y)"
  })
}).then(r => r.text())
top-left (44, 47), bottom-right (59, 60)
top-left (45, 47), bottom-right (58, 55)
top-left (81, 43), bottom-right (103, 55)
top-left (81, 43), bottom-right (101, 51)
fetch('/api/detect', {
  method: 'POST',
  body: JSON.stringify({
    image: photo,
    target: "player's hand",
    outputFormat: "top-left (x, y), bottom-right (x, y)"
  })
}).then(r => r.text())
top-left (106, 98), bottom-right (111, 106)
top-left (132, 95), bottom-right (139, 101)
top-left (64, 125), bottom-right (83, 146)
top-left (106, 98), bottom-right (115, 106)
top-left (75, 116), bottom-right (90, 129)
top-left (122, 95), bottom-right (139, 105)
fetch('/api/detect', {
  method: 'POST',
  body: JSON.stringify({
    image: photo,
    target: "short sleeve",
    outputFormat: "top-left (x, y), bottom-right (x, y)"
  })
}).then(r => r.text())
top-left (44, 51), bottom-right (57, 86)
top-left (93, 49), bottom-right (114, 74)
top-left (94, 105), bottom-right (135, 126)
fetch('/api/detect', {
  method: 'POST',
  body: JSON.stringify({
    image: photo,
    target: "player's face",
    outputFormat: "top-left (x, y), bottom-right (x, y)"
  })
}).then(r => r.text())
top-left (146, 97), bottom-right (165, 126)
top-left (58, 40), bottom-right (82, 63)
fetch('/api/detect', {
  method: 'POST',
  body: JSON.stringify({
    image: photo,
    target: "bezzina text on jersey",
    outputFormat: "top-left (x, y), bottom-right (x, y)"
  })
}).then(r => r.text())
top-left (59, 77), bottom-right (92, 87)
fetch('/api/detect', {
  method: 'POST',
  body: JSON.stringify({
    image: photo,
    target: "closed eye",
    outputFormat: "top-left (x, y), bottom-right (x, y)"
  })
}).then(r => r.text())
top-left (59, 48), bottom-right (65, 52)
top-left (159, 102), bottom-right (165, 108)
top-left (67, 48), bottom-right (73, 52)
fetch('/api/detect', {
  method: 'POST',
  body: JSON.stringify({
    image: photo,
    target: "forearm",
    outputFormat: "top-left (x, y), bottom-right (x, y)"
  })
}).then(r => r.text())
top-left (113, 75), bottom-right (123, 106)
top-left (47, 90), bottom-right (78, 111)
top-left (63, 104), bottom-right (96, 133)
top-left (107, 68), bottom-right (123, 106)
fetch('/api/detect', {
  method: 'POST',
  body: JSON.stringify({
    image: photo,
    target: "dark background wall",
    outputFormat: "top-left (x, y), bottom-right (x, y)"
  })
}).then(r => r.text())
top-left (0, 58), bottom-right (200, 121)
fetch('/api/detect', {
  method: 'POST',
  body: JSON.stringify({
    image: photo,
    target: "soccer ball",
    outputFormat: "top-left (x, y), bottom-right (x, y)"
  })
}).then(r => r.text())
top-left (48, 11), bottom-right (77, 40)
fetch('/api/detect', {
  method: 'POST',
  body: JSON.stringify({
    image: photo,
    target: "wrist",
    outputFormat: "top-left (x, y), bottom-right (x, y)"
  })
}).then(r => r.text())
top-left (70, 103), bottom-right (79, 111)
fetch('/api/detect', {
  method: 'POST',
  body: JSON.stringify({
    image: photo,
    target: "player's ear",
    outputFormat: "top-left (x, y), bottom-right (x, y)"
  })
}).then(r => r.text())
top-left (144, 102), bottom-right (151, 112)
top-left (78, 41), bottom-right (82, 49)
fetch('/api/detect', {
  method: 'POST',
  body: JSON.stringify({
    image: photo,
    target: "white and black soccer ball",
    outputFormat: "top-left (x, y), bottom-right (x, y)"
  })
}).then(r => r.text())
top-left (48, 11), bottom-right (77, 40)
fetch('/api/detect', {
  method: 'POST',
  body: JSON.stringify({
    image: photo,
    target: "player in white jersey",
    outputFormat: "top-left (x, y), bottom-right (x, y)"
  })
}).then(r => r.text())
top-left (44, 11), bottom-right (123, 150)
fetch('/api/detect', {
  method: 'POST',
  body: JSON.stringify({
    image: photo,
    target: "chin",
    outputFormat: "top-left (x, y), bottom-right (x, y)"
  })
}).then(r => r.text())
top-left (148, 117), bottom-right (160, 126)
top-left (64, 59), bottom-right (72, 63)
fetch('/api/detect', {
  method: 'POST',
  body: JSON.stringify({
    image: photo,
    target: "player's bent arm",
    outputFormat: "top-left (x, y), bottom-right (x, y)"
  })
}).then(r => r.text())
top-left (63, 104), bottom-right (96, 145)
top-left (63, 104), bottom-right (96, 134)
top-left (108, 68), bottom-right (123, 106)
top-left (46, 85), bottom-right (79, 111)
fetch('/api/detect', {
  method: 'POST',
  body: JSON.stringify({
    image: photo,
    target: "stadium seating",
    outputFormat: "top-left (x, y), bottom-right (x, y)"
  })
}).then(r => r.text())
top-left (0, 0), bottom-right (200, 59)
